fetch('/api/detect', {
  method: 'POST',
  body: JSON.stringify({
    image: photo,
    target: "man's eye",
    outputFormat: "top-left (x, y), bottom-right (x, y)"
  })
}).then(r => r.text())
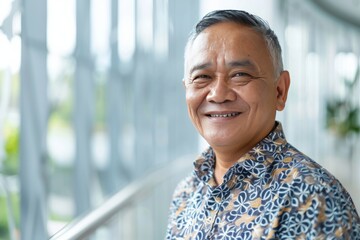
top-left (233, 72), bottom-right (251, 78)
top-left (193, 75), bottom-right (211, 81)
top-left (187, 75), bottom-right (212, 87)
top-left (232, 72), bottom-right (253, 85)
top-left (189, 75), bottom-right (212, 85)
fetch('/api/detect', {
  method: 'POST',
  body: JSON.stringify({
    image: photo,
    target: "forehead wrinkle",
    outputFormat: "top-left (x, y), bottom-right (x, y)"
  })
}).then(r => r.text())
top-left (185, 24), bottom-right (270, 77)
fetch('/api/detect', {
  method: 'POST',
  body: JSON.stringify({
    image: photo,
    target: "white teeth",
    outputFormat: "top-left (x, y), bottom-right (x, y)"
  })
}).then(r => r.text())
top-left (210, 113), bottom-right (239, 118)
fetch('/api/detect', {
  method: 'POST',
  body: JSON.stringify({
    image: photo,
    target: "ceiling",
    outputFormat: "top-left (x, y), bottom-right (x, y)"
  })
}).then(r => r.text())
top-left (313, 0), bottom-right (360, 27)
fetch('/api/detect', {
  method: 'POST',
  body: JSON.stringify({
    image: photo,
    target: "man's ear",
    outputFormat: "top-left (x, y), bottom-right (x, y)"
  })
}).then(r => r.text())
top-left (276, 71), bottom-right (290, 111)
top-left (182, 78), bottom-right (186, 88)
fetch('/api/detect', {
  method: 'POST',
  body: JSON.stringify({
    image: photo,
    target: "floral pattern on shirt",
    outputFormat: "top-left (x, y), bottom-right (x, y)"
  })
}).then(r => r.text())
top-left (166, 122), bottom-right (360, 240)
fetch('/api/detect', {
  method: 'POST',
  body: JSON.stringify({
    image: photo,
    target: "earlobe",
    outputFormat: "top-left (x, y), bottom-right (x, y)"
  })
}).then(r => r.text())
top-left (276, 71), bottom-right (290, 111)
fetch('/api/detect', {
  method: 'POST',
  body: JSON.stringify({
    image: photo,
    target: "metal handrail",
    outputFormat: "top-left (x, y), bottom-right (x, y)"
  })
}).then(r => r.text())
top-left (0, 175), bottom-right (18, 240)
top-left (49, 155), bottom-right (194, 240)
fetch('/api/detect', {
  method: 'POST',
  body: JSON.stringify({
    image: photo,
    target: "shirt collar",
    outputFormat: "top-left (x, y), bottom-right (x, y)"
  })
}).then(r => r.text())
top-left (193, 121), bottom-right (287, 187)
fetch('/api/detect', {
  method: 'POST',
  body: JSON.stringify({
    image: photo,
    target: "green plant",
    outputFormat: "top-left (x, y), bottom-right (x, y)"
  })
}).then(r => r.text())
top-left (1, 127), bottom-right (19, 175)
top-left (0, 193), bottom-right (20, 240)
top-left (326, 63), bottom-right (360, 138)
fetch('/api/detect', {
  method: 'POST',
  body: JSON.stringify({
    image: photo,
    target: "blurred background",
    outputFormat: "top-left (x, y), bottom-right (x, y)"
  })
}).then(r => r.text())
top-left (0, 0), bottom-right (359, 239)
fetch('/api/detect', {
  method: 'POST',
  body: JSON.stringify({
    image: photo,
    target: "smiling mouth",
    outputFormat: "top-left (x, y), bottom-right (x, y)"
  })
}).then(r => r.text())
top-left (206, 112), bottom-right (241, 118)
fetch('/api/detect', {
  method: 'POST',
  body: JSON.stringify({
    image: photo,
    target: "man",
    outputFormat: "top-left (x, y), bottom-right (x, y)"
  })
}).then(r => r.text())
top-left (166, 10), bottom-right (360, 239)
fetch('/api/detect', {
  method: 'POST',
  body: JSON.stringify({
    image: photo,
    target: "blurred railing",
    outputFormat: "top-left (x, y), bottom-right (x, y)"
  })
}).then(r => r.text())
top-left (49, 155), bottom-right (194, 240)
top-left (0, 175), bottom-right (18, 240)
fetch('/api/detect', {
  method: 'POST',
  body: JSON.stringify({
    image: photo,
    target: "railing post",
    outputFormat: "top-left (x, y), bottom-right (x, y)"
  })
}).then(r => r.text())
top-left (20, 0), bottom-right (48, 239)
top-left (74, 0), bottom-right (95, 216)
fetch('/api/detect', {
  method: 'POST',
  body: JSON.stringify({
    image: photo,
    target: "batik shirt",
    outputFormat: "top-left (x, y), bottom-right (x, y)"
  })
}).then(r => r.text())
top-left (166, 122), bottom-right (360, 239)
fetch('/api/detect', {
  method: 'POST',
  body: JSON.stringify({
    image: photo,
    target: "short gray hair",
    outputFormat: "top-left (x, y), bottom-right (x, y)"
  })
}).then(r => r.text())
top-left (185, 10), bottom-right (283, 75)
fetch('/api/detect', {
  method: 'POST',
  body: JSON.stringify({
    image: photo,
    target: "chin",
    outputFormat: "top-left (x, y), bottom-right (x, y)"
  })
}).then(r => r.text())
top-left (203, 134), bottom-right (235, 148)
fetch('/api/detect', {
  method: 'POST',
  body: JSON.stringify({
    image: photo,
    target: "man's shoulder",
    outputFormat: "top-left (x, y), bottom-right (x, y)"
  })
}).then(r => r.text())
top-left (278, 143), bottom-right (349, 196)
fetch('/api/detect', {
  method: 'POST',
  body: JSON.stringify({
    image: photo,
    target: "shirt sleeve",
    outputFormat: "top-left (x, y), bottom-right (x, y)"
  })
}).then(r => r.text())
top-left (276, 178), bottom-right (360, 239)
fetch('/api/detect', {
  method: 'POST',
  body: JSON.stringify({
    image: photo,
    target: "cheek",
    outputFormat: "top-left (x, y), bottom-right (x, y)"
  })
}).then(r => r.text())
top-left (185, 89), bottom-right (206, 113)
top-left (239, 83), bottom-right (276, 106)
top-left (185, 89), bottom-right (208, 131)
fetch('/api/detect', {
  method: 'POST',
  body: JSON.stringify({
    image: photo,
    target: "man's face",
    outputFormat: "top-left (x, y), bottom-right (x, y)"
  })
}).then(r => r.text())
top-left (184, 22), bottom-right (289, 154)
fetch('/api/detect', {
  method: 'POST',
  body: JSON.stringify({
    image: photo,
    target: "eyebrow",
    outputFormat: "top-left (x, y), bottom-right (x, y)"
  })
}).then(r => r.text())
top-left (189, 63), bottom-right (212, 75)
top-left (227, 60), bottom-right (257, 70)
top-left (189, 59), bottom-right (257, 75)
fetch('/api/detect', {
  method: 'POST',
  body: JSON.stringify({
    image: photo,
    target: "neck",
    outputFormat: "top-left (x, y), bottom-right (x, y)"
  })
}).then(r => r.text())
top-left (211, 122), bottom-right (278, 185)
top-left (213, 147), bottom-right (248, 185)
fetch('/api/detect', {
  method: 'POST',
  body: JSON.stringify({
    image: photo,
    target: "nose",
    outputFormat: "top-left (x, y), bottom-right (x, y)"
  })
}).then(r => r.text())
top-left (206, 78), bottom-right (236, 103)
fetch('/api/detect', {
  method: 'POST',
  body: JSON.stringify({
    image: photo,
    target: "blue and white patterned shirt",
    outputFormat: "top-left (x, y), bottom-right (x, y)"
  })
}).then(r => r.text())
top-left (166, 122), bottom-right (360, 239)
